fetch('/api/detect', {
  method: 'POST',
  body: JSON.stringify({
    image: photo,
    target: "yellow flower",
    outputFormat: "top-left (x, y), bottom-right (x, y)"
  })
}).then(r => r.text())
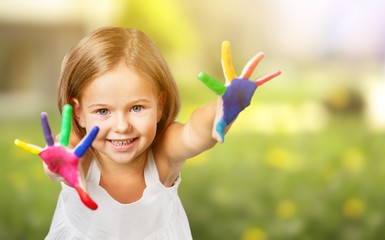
top-left (265, 147), bottom-right (300, 171)
top-left (276, 200), bottom-right (297, 219)
top-left (242, 227), bottom-right (267, 240)
top-left (342, 148), bottom-right (364, 172)
top-left (343, 198), bottom-right (365, 219)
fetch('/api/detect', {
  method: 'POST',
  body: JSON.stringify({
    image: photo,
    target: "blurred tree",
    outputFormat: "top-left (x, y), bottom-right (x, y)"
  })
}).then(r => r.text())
top-left (116, 0), bottom-right (199, 57)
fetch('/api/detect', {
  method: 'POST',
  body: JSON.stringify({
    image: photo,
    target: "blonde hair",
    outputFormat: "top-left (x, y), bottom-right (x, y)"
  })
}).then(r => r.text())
top-left (58, 26), bottom-right (180, 149)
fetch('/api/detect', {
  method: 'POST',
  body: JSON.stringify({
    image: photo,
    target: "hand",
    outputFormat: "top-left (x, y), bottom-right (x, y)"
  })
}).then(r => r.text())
top-left (198, 41), bottom-right (281, 142)
top-left (15, 104), bottom-right (99, 210)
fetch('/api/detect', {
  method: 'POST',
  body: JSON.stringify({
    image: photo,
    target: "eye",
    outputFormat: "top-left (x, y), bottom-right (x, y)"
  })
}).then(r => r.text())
top-left (131, 105), bottom-right (143, 112)
top-left (97, 108), bottom-right (110, 116)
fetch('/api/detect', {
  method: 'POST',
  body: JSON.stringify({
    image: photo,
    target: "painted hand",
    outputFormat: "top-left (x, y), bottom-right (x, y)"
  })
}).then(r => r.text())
top-left (198, 41), bottom-right (281, 142)
top-left (15, 104), bottom-right (99, 210)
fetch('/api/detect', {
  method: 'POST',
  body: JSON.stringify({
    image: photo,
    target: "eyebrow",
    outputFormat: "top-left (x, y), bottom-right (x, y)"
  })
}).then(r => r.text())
top-left (87, 103), bottom-right (108, 109)
top-left (86, 99), bottom-right (153, 109)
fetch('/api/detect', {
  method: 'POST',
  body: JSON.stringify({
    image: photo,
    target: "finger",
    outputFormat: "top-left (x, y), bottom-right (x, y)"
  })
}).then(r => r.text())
top-left (255, 70), bottom-right (282, 86)
top-left (74, 126), bottom-right (99, 158)
top-left (40, 112), bottom-right (54, 146)
top-left (74, 164), bottom-right (98, 210)
top-left (221, 41), bottom-right (237, 85)
top-left (197, 72), bottom-right (227, 95)
top-left (75, 186), bottom-right (98, 210)
top-left (60, 104), bottom-right (72, 147)
top-left (240, 52), bottom-right (264, 79)
top-left (214, 119), bottom-right (226, 143)
top-left (14, 139), bottom-right (42, 155)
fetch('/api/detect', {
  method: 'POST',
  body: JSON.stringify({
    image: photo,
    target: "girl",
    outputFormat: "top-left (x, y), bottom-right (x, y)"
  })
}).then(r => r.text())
top-left (41, 26), bottom-right (280, 239)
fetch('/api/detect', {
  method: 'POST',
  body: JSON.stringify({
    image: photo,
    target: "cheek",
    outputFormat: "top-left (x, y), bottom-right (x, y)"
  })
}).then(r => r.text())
top-left (135, 115), bottom-right (158, 135)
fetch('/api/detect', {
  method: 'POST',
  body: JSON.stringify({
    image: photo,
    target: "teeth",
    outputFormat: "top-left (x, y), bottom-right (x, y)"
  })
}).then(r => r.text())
top-left (110, 139), bottom-right (133, 146)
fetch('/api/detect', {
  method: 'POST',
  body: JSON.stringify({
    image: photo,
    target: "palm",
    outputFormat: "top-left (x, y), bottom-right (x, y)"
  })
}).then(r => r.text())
top-left (198, 41), bottom-right (281, 142)
top-left (15, 104), bottom-right (99, 210)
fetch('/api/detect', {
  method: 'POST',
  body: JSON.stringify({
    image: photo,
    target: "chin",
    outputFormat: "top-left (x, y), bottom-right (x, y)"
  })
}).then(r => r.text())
top-left (103, 148), bottom-right (148, 165)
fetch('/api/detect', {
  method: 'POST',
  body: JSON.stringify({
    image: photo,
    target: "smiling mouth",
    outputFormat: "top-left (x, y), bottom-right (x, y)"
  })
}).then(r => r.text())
top-left (109, 139), bottom-right (135, 146)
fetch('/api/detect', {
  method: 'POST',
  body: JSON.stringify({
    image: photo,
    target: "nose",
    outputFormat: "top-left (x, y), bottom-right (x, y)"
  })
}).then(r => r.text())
top-left (113, 113), bottom-right (131, 133)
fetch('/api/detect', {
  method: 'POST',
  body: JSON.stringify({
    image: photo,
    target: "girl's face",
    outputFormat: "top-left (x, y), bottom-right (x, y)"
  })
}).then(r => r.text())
top-left (73, 63), bottom-right (163, 165)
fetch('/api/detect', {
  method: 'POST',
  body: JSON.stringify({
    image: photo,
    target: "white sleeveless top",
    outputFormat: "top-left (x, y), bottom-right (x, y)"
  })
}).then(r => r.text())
top-left (45, 150), bottom-right (192, 240)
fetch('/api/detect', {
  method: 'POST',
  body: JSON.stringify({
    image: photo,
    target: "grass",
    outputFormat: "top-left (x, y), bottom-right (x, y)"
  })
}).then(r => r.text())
top-left (1, 90), bottom-right (385, 239)
top-left (181, 115), bottom-right (385, 240)
top-left (1, 116), bottom-right (60, 240)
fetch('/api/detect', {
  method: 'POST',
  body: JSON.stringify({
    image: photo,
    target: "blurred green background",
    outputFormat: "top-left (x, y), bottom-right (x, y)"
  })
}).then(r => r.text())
top-left (1, 0), bottom-right (385, 239)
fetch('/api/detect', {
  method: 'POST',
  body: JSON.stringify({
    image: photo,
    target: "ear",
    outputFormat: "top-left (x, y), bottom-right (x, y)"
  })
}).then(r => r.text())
top-left (71, 98), bottom-right (86, 128)
top-left (157, 92), bottom-right (166, 123)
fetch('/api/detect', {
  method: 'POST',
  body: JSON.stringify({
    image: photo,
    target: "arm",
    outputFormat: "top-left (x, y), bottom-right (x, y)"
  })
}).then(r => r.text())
top-left (154, 41), bottom-right (281, 185)
top-left (155, 100), bottom-right (219, 161)
top-left (153, 100), bottom-right (221, 186)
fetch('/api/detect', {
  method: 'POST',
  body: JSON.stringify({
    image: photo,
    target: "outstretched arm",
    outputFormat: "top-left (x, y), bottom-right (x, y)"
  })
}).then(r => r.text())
top-left (198, 41), bottom-right (281, 142)
top-left (178, 41), bottom-right (281, 151)
top-left (155, 41), bottom-right (281, 184)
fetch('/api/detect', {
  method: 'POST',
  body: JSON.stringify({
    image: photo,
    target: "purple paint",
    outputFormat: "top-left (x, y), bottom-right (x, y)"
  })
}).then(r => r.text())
top-left (40, 112), bottom-right (54, 146)
top-left (220, 78), bottom-right (257, 125)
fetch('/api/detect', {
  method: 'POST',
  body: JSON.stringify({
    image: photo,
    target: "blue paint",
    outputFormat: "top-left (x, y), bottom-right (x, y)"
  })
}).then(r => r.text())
top-left (74, 126), bottom-right (99, 158)
top-left (215, 78), bottom-right (257, 140)
top-left (215, 119), bottom-right (227, 142)
top-left (221, 79), bottom-right (257, 124)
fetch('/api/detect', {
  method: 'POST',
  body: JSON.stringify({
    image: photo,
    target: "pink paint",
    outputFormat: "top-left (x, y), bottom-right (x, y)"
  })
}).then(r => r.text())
top-left (39, 145), bottom-right (79, 187)
top-left (38, 145), bottom-right (98, 210)
top-left (15, 105), bottom-right (99, 210)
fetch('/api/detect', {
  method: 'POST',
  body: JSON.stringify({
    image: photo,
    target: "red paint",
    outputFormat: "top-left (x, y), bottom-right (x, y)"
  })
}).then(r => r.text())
top-left (75, 186), bottom-right (98, 210)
